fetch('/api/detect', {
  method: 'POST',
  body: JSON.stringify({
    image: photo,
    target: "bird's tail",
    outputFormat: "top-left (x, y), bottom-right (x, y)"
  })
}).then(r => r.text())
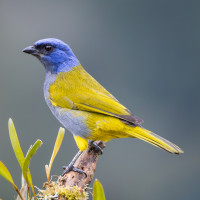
top-left (126, 126), bottom-right (183, 154)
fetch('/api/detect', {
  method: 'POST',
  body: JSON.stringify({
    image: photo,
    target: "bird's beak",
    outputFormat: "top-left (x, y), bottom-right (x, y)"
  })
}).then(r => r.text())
top-left (23, 46), bottom-right (39, 56)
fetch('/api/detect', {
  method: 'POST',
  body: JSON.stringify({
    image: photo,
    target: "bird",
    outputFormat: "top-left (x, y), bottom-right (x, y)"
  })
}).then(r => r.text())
top-left (23, 38), bottom-right (183, 174)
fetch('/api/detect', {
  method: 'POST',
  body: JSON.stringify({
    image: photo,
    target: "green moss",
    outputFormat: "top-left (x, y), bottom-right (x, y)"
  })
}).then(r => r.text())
top-left (37, 181), bottom-right (88, 200)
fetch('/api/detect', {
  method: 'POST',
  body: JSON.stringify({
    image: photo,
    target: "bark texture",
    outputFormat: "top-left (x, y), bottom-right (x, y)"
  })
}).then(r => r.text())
top-left (57, 141), bottom-right (105, 189)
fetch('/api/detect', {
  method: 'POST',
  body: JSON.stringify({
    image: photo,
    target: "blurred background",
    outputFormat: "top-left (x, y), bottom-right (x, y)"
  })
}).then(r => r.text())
top-left (0, 0), bottom-right (199, 199)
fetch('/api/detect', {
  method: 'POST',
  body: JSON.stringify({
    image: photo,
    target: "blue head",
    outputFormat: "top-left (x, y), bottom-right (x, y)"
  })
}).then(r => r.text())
top-left (23, 38), bottom-right (79, 73)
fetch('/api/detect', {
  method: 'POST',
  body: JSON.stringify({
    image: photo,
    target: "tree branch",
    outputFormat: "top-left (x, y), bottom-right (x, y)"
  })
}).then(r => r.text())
top-left (57, 141), bottom-right (106, 189)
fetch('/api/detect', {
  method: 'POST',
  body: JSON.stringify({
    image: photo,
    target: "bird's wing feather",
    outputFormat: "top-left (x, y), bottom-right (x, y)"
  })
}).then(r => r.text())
top-left (49, 65), bottom-right (143, 125)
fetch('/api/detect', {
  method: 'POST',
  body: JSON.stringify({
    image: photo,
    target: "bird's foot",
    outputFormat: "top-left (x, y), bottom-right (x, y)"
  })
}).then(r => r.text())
top-left (62, 165), bottom-right (87, 177)
top-left (62, 150), bottom-right (87, 177)
top-left (89, 141), bottom-right (103, 155)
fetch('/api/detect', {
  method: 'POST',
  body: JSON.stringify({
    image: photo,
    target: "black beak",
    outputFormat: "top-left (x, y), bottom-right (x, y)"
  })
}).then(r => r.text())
top-left (23, 46), bottom-right (39, 55)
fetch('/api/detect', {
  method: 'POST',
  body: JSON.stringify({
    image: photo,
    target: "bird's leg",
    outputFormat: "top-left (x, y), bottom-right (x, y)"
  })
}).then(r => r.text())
top-left (62, 150), bottom-right (87, 177)
top-left (62, 141), bottom-right (103, 176)
top-left (89, 141), bottom-right (103, 154)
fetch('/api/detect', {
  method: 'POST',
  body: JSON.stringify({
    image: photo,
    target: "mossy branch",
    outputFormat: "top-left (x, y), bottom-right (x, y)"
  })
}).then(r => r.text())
top-left (40, 141), bottom-right (106, 199)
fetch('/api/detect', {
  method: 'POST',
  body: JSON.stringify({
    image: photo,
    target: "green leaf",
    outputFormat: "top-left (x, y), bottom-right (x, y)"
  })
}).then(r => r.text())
top-left (8, 118), bottom-right (36, 198)
top-left (0, 161), bottom-right (15, 187)
top-left (0, 161), bottom-right (24, 200)
top-left (8, 118), bottom-right (25, 169)
top-left (22, 140), bottom-right (42, 185)
top-left (93, 179), bottom-right (106, 200)
top-left (46, 127), bottom-right (65, 182)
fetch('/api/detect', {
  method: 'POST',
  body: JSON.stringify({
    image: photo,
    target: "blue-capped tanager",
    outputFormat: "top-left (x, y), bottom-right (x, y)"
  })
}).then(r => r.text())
top-left (23, 38), bottom-right (183, 174)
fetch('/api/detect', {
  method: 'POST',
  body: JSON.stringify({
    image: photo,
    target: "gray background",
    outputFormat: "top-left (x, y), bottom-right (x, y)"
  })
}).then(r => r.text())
top-left (0, 0), bottom-right (199, 199)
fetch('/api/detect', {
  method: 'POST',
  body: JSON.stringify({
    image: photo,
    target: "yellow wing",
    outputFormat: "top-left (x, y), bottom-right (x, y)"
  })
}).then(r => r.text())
top-left (49, 65), bottom-right (143, 125)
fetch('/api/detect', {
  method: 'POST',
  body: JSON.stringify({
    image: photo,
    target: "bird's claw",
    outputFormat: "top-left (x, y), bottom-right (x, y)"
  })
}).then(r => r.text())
top-left (62, 165), bottom-right (87, 177)
top-left (89, 141), bottom-right (103, 154)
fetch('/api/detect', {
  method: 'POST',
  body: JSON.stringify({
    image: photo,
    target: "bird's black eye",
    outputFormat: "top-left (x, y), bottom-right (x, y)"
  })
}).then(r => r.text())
top-left (44, 45), bottom-right (52, 52)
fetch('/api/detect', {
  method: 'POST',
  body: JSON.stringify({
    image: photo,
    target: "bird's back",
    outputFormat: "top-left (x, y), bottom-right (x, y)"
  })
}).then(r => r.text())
top-left (47, 65), bottom-right (143, 126)
top-left (48, 65), bottom-right (117, 104)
